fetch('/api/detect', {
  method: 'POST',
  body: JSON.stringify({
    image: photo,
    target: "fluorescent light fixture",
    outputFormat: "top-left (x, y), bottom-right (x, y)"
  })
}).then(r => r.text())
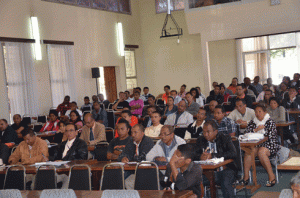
top-left (117, 22), bottom-right (125, 56)
top-left (30, 16), bottom-right (42, 60)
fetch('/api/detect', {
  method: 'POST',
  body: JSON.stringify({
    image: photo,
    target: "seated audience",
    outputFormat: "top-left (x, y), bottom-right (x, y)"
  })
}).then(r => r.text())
top-left (9, 128), bottom-right (48, 165)
top-left (129, 91), bottom-right (144, 117)
top-left (206, 85), bottom-right (224, 104)
top-left (98, 93), bottom-right (110, 109)
top-left (162, 144), bottom-right (202, 197)
top-left (267, 97), bottom-right (286, 123)
top-left (291, 172), bottom-right (300, 198)
top-left (186, 92), bottom-right (200, 116)
top-left (170, 90), bottom-right (182, 105)
top-left (244, 77), bottom-right (258, 96)
top-left (11, 114), bottom-right (28, 135)
top-left (69, 110), bottom-right (83, 130)
top-left (80, 113), bottom-right (106, 145)
top-left (228, 99), bottom-right (255, 134)
top-left (277, 82), bottom-right (289, 102)
top-left (157, 85), bottom-right (171, 103)
top-left (115, 109), bottom-right (138, 138)
top-left (190, 88), bottom-right (204, 107)
top-left (267, 78), bottom-right (276, 93)
top-left (283, 86), bottom-right (300, 109)
top-left (54, 121), bottom-right (68, 143)
top-left (65, 101), bottom-right (83, 119)
top-left (135, 87), bottom-right (146, 101)
top-left (291, 73), bottom-right (300, 88)
top-left (195, 121), bottom-right (237, 198)
top-left (243, 104), bottom-right (280, 187)
top-left (256, 84), bottom-right (270, 102)
top-left (125, 90), bottom-right (134, 103)
top-left (205, 100), bottom-right (218, 121)
top-left (185, 109), bottom-right (206, 139)
top-left (283, 76), bottom-right (292, 89)
top-left (112, 92), bottom-right (130, 111)
top-left (0, 119), bottom-right (18, 143)
top-left (196, 86), bottom-right (206, 104)
top-left (142, 87), bottom-right (153, 101)
top-left (145, 111), bottom-right (164, 137)
top-left (251, 76), bottom-right (263, 94)
top-left (259, 89), bottom-right (273, 106)
top-left (219, 83), bottom-right (230, 102)
top-left (209, 82), bottom-right (218, 96)
top-left (118, 124), bottom-right (154, 162)
top-left (56, 95), bottom-right (71, 116)
top-left (107, 119), bottom-right (132, 161)
top-left (164, 100), bottom-right (194, 128)
top-left (92, 101), bottom-right (108, 127)
top-left (142, 105), bottom-right (156, 128)
top-left (178, 84), bottom-right (187, 98)
top-left (164, 96), bottom-right (178, 117)
top-left (52, 123), bottom-right (88, 189)
top-left (80, 96), bottom-right (92, 112)
top-left (146, 125), bottom-right (185, 164)
top-left (230, 83), bottom-right (253, 109)
top-left (40, 111), bottom-right (60, 132)
top-left (227, 77), bottom-right (238, 94)
top-left (0, 144), bottom-right (10, 165)
top-left (214, 105), bottom-right (237, 136)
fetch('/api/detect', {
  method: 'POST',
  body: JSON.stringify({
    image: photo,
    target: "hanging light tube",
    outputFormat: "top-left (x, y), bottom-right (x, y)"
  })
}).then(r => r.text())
top-left (30, 16), bottom-right (42, 60)
top-left (117, 22), bottom-right (125, 56)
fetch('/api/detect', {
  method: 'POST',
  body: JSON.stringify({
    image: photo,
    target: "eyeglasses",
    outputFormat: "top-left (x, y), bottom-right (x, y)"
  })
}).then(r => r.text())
top-left (159, 133), bottom-right (172, 137)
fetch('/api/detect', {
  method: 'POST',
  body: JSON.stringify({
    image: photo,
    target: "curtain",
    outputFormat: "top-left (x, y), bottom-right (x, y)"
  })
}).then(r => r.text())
top-left (236, 36), bottom-right (268, 83)
top-left (47, 45), bottom-right (76, 107)
top-left (4, 42), bottom-right (39, 117)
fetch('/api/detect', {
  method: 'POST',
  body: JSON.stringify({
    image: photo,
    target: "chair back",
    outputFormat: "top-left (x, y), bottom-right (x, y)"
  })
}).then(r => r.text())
top-left (68, 164), bottom-right (91, 190)
top-left (82, 106), bottom-right (92, 112)
top-left (105, 127), bottom-right (115, 143)
top-left (22, 116), bottom-right (31, 125)
top-left (231, 138), bottom-right (243, 174)
top-left (100, 163), bottom-right (125, 190)
top-left (107, 111), bottom-right (116, 129)
top-left (102, 190), bottom-right (140, 198)
top-left (40, 189), bottom-right (76, 198)
top-left (222, 102), bottom-right (234, 112)
top-left (3, 165), bottom-right (26, 190)
top-left (174, 126), bottom-right (187, 139)
top-left (134, 162), bottom-right (159, 190)
top-left (0, 190), bottom-right (22, 198)
top-left (34, 165), bottom-right (57, 190)
top-left (156, 99), bottom-right (165, 106)
top-left (37, 115), bottom-right (47, 123)
top-left (33, 124), bottom-right (43, 132)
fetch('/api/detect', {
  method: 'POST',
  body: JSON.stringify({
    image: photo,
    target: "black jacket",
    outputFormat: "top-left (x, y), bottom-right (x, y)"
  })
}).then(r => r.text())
top-left (52, 138), bottom-right (88, 161)
top-left (0, 126), bottom-right (18, 144)
top-left (230, 95), bottom-right (253, 109)
top-left (118, 135), bottom-right (154, 162)
top-left (282, 96), bottom-right (300, 109)
top-left (0, 143), bottom-right (10, 164)
top-left (247, 85), bottom-right (258, 97)
top-left (206, 94), bottom-right (224, 105)
top-left (187, 122), bottom-right (203, 138)
top-left (195, 132), bottom-right (237, 170)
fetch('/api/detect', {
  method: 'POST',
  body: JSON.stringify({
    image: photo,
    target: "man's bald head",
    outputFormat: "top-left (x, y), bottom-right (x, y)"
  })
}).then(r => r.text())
top-left (84, 113), bottom-right (95, 128)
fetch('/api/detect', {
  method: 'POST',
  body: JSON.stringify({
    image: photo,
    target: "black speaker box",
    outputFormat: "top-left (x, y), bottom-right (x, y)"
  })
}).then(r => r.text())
top-left (91, 67), bottom-right (100, 78)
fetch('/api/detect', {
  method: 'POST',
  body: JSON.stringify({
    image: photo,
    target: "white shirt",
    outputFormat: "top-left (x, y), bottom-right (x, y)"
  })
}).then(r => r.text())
top-left (228, 107), bottom-right (255, 133)
top-left (145, 124), bottom-right (164, 137)
top-left (62, 138), bottom-right (76, 158)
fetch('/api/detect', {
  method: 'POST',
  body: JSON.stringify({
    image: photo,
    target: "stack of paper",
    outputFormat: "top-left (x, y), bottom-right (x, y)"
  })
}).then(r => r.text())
top-left (195, 157), bottom-right (224, 165)
top-left (239, 133), bottom-right (264, 141)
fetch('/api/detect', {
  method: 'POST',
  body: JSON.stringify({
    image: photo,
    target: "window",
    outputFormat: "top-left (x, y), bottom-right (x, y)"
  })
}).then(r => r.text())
top-left (47, 45), bottom-right (77, 107)
top-left (42, 0), bottom-right (131, 15)
top-left (2, 43), bottom-right (39, 121)
top-left (238, 32), bottom-right (300, 85)
top-left (97, 67), bottom-right (108, 99)
top-left (156, 0), bottom-right (185, 13)
top-left (124, 50), bottom-right (137, 89)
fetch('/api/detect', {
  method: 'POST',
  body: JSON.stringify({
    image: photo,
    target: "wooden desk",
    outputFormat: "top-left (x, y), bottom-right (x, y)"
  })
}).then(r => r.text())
top-left (287, 109), bottom-right (300, 146)
top-left (239, 137), bottom-right (268, 193)
top-left (251, 191), bottom-right (280, 198)
top-left (276, 121), bottom-right (295, 146)
top-left (201, 159), bottom-right (233, 198)
top-left (21, 190), bottom-right (194, 198)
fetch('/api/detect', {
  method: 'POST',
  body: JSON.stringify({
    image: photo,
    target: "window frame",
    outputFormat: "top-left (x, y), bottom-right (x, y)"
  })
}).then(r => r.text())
top-left (124, 49), bottom-right (138, 90)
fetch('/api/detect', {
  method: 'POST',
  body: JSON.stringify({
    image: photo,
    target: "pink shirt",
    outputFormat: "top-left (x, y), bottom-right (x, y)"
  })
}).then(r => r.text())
top-left (129, 99), bottom-right (144, 116)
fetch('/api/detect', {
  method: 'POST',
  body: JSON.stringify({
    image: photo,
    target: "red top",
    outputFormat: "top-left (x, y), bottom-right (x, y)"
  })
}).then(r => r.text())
top-left (56, 102), bottom-right (71, 116)
top-left (114, 116), bottom-right (138, 138)
top-left (40, 120), bottom-right (60, 132)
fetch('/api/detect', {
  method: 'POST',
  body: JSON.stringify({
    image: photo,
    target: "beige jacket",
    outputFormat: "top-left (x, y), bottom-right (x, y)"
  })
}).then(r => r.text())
top-left (80, 122), bottom-right (106, 145)
top-left (9, 137), bottom-right (49, 165)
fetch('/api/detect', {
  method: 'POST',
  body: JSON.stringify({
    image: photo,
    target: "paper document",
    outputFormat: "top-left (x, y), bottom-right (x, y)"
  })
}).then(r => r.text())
top-left (33, 161), bottom-right (70, 166)
top-left (281, 157), bottom-right (300, 166)
top-left (194, 157), bottom-right (224, 165)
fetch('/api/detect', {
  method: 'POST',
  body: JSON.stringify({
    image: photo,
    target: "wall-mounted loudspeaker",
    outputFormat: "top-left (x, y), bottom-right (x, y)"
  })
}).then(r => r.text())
top-left (91, 67), bottom-right (100, 78)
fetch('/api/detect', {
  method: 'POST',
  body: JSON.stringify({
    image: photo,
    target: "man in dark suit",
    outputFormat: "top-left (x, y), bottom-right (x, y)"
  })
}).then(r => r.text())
top-left (230, 84), bottom-right (253, 109)
top-left (0, 119), bottom-right (17, 144)
top-left (52, 123), bottom-right (88, 188)
top-left (195, 120), bottom-right (237, 198)
top-left (53, 123), bottom-right (88, 161)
